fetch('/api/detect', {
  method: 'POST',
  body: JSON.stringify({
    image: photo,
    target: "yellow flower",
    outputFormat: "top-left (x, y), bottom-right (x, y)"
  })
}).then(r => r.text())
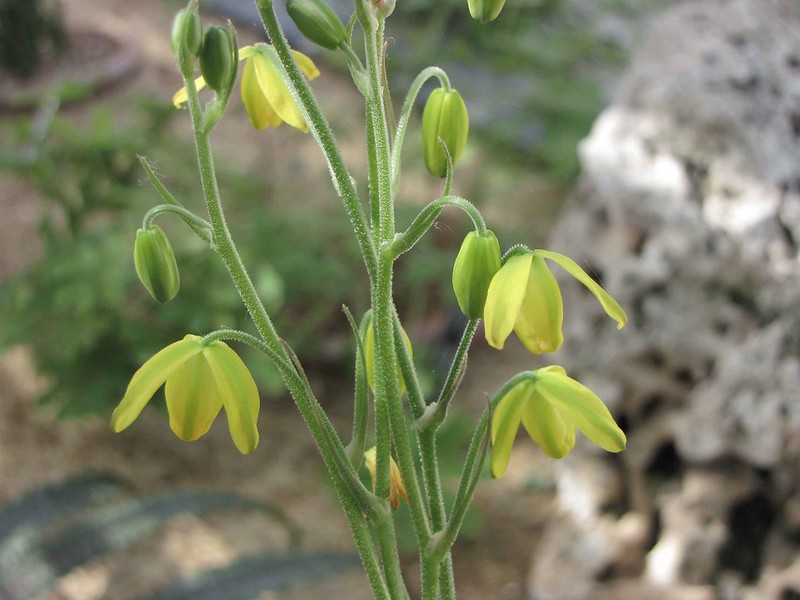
top-left (491, 366), bottom-right (626, 478)
top-left (110, 334), bottom-right (260, 454)
top-left (364, 447), bottom-right (408, 510)
top-left (484, 249), bottom-right (627, 354)
top-left (172, 45), bottom-right (320, 132)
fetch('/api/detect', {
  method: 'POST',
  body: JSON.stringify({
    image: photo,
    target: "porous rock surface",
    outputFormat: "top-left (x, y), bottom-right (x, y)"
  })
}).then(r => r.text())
top-left (527, 1), bottom-right (800, 598)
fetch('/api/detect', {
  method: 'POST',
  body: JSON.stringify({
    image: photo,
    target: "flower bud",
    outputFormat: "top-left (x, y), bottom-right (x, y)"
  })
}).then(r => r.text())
top-left (171, 8), bottom-right (202, 75)
top-left (363, 319), bottom-right (412, 396)
top-left (286, 0), bottom-right (347, 51)
top-left (199, 25), bottom-right (235, 94)
top-left (134, 225), bottom-right (180, 304)
top-left (452, 230), bottom-right (501, 319)
top-left (422, 87), bottom-right (469, 178)
top-left (467, 0), bottom-right (507, 24)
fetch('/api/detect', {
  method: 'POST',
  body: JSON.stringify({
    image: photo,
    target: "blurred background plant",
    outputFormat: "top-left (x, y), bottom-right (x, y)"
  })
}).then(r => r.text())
top-left (0, 0), bottom-right (66, 80)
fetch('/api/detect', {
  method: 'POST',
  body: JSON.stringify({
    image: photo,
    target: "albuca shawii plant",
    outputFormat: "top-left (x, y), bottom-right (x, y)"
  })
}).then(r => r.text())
top-left (111, 0), bottom-right (628, 597)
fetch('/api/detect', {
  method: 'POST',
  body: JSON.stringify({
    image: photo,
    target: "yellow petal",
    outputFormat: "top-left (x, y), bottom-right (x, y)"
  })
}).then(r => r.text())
top-left (520, 388), bottom-right (574, 459)
top-left (534, 250), bottom-right (627, 330)
top-left (490, 382), bottom-right (527, 478)
top-left (238, 45), bottom-right (258, 61)
top-left (291, 49), bottom-right (320, 80)
top-left (111, 336), bottom-right (203, 432)
top-left (241, 56), bottom-right (283, 129)
top-left (535, 369), bottom-right (626, 453)
top-left (252, 52), bottom-right (308, 132)
top-left (484, 253), bottom-right (533, 350)
top-left (203, 340), bottom-right (261, 454)
top-left (172, 75), bottom-right (208, 108)
top-left (388, 456), bottom-right (409, 509)
top-left (363, 447), bottom-right (407, 509)
top-left (164, 351), bottom-right (224, 441)
top-left (513, 256), bottom-right (564, 354)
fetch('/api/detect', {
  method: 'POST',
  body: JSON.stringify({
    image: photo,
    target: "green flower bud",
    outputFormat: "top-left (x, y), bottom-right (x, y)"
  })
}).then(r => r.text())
top-left (171, 8), bottom-right (202, 75)
top-left (286, 0), bottom-right (347, 51)
top-left (363, 319), bottom-right (412, 396)
top-left (422, 87), bottom-right (469, 178)
top-left (467, 0), bottom-right (506, 24)
top-left (199, 25), bottom-right (235, 93)
top-left (134, 225), bottom-right (180, 304)
top-left (452, 230), bottom-right (502, 319)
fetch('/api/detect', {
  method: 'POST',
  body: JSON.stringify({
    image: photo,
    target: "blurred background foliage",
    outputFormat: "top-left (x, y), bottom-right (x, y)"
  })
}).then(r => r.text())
top-left (0, 0), bottom-right (663, 419)
top-left (0, 0), bottom-right (65, 80)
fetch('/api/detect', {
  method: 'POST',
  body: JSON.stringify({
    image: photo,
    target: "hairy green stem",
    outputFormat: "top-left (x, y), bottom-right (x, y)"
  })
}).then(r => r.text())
top-left (391, 312), bottom-right (456, 598)
top-left (184, 68), bottom-right (389, 600)
top-left (344, 307), bottom-right (370, 467)
top-left (388, 195), bottom-right (487, 259)
top-left (417, 318), bottom-right (479, 433)
top-left (142, 203), bottom-right (212, 243)
top-left (255, 0), bottom-right (377, 283)
top-left (426, 407), bottom-right (489, 565)
top-left (364, 22), bottom-right (393, 243)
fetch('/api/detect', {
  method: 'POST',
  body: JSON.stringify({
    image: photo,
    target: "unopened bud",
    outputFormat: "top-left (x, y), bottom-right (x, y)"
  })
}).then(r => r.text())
top-left (452, 230), bottom-right (501, 319)
top-left (199, 25), bottom-right (235, 93)
top-left (286, 0), bottom-right (347, 51)
top-left (422, 87), bottom-right (469, 178)
top-left (171, 8), bottom-right (202, 75)
top-left (363, 319), bottom-right (412, 396)
top-left (467, 0), bottom-right (507, 24)
top-left (134, 225), bottom-right (181, 303)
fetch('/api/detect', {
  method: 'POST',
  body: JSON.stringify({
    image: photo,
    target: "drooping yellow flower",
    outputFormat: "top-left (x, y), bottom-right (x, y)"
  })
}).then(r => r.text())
top-left (110, 334), bottom-right (260, 454)
top-left (490, 366), bottom-right (626, 478)
top-left (172, 45), bottom-right (319, 132)
top-left (364, 447), bottom-right (408, 510)
top-left (484, 249), bottom-right (627, 355)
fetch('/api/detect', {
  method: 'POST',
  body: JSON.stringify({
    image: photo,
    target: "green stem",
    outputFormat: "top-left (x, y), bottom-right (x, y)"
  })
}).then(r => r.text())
top-left (426, 406), bottom-right (490, 565)
top-left (255, 0), bottom-right (377, 283)
top-left (364, 21), bottom-right (393, 243)
top-left (367, 102), bottom-right (381, 231)
top-left (201, 328), bottom-right (294, 373)
top-left (183, 69), bottom-right (389, 600)
top-left (376, 515), bottom-right (411, 600)
top-left (417, 318), bottom-right (479, 433)
top-left (344, 308), bottom-right (370, 467)
top-left (391, 311), bottom-right (455, 597)
top-left (388, 194), bottom-right (487, 259)
top-left (142, 203), bottom-right (212, 243)
top-left (139, 155), bottom-right (181, 206)
top-left (391, 310), bottom-right (425, 418)
top-left (374, 253), bottom-right (432, 594)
